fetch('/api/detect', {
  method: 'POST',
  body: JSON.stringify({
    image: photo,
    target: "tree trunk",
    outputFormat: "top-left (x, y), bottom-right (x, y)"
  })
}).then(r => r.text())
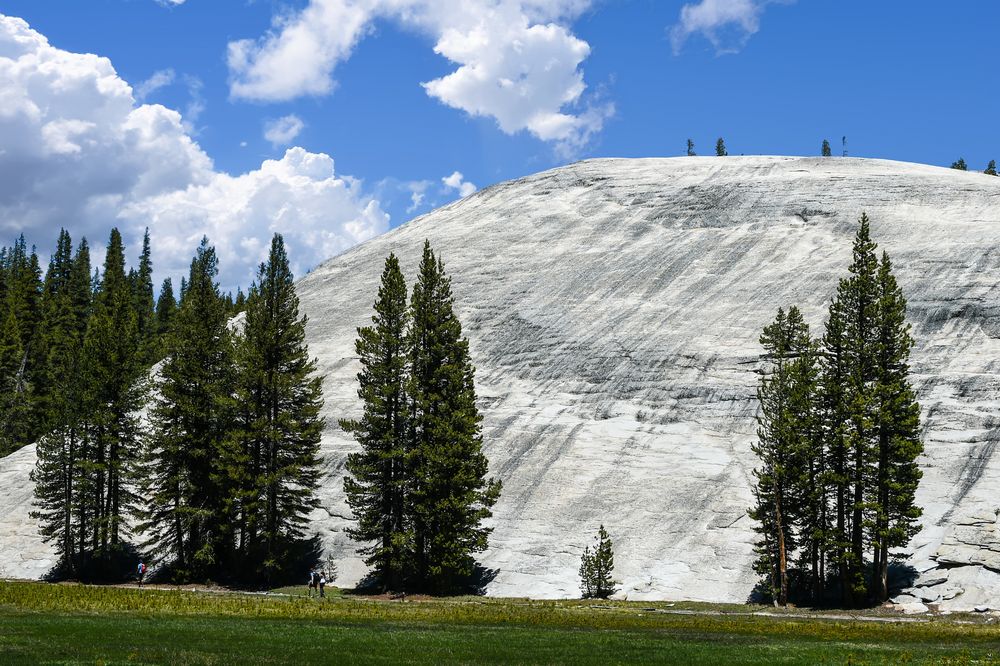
top-left (775, 487), bottom-right (788, 607)
top-left (851, 426), bottom-right (865, 606)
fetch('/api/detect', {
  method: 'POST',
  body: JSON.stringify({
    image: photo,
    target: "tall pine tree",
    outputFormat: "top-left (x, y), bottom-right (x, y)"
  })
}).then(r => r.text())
top-left (228, 234), bottom-right (324, 580)
top-left (749, 306), bottom-right (816, 606)
top-left (141, 238), bottom-right (234, 580)
top-left (341, 253), bottom-right (411, 591)
top-left (407, 241), bottom-right (501, 593)
top-left (870, 252), bottom-right (922, 601)
top-left (80, 229), bottom-right (147, 565)
top-left (30, 231), bottom-right (93, 575)
top-left (132, 228), bottom-right (156, 361)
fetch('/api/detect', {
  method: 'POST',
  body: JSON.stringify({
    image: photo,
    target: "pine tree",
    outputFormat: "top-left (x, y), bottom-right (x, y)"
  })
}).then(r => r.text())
top-left (233, 288), bottom-right (247, 314)
top-left (686, 139), bottom-right (696, 156)
top-left (0, 310), bottom-right (26, 457)
top-left (579, 525), bottom-right (616, 599)
top-left (817, 214), bottom-right (923, 607)
top-left (407, 240), bottom-right (501, 593)
top-left (841, 214), bottom-right (881, 606)
top-left (748, 306), bottom-right (815, 605)
top-left (141, 238), bottom-right (234, 581)
top-left (794, 341), bottom-right (826, 604)
top-left (716, 138), bottom-right (727, 157)
top-left (80, 229), bottom-right (147, 566)
top-left (820, 277), bottom-right (853, 605)
top-left (985, 160), bottom-right (997, 176)
top-left (341, 253), bottom-right (411, 591)
top-left (132, 228), bottom-right (155, 361)
top-left (822, 140), bottom-right (832, 157)
top-left (33, 230), bottom-right (75, 430)
top-left (30, 232), bottom-right (93, 575)
top-left (870, 252), bottom-right (922, 602)
top-left (228, 234), bottom-right (324, 580)
top-left (951, 157), bottom-right (967, 170)
top-left (154, 277), bottom-right (177, 357)
top-left (0, 235), bottom-right (43, 453)
top-left (579, 545), bottom-right (594, 599)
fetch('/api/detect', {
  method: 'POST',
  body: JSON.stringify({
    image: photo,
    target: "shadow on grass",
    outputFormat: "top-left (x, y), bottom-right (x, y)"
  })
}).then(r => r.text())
top-left (43, 534), bottom-right (327, 590)
top-left (43, 542), bottom-right (145, 584)
top-left (348, 562), bottom-right (500, 598)
top-left (746, 560), bottom-right (918, 609)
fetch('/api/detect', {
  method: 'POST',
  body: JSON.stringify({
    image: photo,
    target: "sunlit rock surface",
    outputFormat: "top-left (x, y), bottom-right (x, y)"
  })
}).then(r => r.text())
top-left (3, 156), bottom-right (1000, 607)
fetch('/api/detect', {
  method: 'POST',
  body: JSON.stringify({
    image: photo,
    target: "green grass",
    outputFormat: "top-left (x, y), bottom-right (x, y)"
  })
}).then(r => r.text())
top-left (0, 581), bottom-right (999, 664)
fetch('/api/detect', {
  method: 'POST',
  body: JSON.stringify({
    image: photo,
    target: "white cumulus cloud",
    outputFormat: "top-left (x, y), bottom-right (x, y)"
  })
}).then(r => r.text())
top-left (227, 0), bottom-right (610, 153)
top-left (263, 114), bottom-right (306, 146)
top-left (670, 0), bottom-right (789, 55)
top-left (122, 148), bottom-right (388, 283)
top-left (0, 14), bottom-right (388, 289)
top-left (441, 171), bottom-right (476, 198)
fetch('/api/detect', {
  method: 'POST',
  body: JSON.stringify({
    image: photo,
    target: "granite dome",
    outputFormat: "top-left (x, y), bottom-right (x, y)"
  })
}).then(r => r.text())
top-left (3, 156), bottom-right (1000, 608)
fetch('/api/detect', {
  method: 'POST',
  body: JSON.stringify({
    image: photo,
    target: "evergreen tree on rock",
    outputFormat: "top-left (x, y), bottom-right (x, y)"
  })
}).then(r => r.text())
top-left (341, 253), bottom-right (411, 591)
top-left (985, 160), bottom-right (997, 176)
top-left (686, 139), bottom-right (695, 156)
top-left (407, 240), bottom-right (501, 594)
top-left (716, 137), bottom-right (727, 156)
top-left (951, 157), bottom-right (967, 170)
top-left (822, 139), bottom-right (832, 157)
top-left (228, 234), bottom-right (324, 580)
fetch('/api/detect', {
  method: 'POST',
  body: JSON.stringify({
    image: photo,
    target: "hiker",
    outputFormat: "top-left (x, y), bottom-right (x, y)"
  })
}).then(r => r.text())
top-left (137, 561), bottom-right (146, 588)
top-left (319, 570), bottom-right (326, 598)
top-left (307, 569), bottom-right (318, 598)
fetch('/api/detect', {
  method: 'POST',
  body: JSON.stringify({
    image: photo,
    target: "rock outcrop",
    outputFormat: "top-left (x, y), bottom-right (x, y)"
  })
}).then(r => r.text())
top-left (2, 156), bottom-right (1000, 607)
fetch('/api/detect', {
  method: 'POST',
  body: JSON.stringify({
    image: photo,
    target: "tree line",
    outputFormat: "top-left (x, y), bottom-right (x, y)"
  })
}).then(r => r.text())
top-left (0, 230), bottom-right (249, 459)
top-left (8, 225), bottom-right (502, 591)
top-left (749, 214), bottom-right (922, 608)
top-left (951, 157), bottom-right (997, 175)
top-left (28, 228), bottom-right (323, 583)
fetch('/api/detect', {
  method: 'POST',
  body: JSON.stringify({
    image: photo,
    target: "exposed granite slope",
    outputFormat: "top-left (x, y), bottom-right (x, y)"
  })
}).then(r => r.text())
top-left (2, 157), bottom-right (1000, 607)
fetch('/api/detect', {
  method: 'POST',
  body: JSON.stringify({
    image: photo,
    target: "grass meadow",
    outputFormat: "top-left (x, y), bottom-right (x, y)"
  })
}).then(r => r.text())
top-left (0, 580), bottom-right (998, 664)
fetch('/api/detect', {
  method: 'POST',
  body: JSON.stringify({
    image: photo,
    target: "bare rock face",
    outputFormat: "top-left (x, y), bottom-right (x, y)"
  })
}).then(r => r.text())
top-left (3, 156), bottom-right (1000, 606)
top-left (0, 444), bottom-right (55, 579)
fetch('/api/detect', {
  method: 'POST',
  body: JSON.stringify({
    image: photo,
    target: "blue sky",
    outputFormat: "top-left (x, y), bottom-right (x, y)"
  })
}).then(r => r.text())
top-left (0, 1), bottom-right (997, 289)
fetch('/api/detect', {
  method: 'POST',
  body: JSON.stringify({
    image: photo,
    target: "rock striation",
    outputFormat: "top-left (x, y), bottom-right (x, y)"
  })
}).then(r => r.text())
top-left (2, 156), bottom-right (1000, 608)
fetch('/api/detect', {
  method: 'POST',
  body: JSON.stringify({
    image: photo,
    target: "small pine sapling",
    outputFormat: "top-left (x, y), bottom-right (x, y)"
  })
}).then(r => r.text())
top-left (580, 525), bottom-right (617, 599)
